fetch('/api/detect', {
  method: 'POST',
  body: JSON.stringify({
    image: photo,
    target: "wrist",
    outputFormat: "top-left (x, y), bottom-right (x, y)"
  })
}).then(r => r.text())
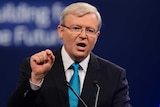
top-left (31, 72), bottom-right (44, 84)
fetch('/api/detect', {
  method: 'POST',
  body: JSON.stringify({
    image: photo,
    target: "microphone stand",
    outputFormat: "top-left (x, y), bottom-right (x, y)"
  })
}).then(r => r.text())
top-left (94, 83), bottom-right (100, 107)
top-left (66, 81), bottom-right (88, 107)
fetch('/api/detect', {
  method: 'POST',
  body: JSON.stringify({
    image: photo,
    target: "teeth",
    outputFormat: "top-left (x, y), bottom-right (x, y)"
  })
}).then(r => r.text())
top-left (77, 43), bottom-right (86, 47)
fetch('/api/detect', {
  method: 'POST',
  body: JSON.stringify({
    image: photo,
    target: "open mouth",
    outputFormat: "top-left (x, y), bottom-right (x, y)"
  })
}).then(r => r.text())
top-left (77, 43), bottom-right (86, 47)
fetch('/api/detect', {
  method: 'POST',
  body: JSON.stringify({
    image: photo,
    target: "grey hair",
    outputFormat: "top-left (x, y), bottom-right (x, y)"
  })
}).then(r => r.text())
top-left (60, 2), bottom-right (102, 30)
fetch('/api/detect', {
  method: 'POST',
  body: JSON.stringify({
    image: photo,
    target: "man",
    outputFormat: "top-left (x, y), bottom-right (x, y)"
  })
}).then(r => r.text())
top-left (8, 2), bottom-right (132, 107)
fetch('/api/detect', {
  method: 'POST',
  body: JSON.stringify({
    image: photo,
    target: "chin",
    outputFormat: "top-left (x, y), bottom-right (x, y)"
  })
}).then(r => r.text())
top-left (74, 52), bottom-right (87, 61)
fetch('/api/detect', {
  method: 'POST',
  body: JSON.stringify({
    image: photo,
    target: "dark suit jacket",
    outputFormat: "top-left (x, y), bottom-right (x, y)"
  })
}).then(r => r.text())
top-left (8, 48), bottom-right (131, 107)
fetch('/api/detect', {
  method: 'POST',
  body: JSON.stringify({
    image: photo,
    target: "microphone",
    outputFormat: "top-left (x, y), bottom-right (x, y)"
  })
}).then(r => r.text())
top-left (65, 81), bottom-right (88, 107)
top-left (93, 80), bottom-right (100, 107)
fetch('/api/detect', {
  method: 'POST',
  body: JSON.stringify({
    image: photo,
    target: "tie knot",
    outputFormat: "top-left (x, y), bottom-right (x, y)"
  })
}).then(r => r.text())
top-left (72, 63), bottom-right (79, 72)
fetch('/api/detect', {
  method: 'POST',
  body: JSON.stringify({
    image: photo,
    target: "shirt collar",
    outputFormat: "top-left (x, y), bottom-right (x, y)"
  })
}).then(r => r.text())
top-left (61, 46), bottom-right (90, 72)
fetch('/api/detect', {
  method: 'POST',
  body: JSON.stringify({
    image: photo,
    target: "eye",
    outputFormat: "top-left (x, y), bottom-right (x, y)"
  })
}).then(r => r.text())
top-left (86, 28), bottom-right (95, 33)
top-left (71, 26), bottom-right (81, 31)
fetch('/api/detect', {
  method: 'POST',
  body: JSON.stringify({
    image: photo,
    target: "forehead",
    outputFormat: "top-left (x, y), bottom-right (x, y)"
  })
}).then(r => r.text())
top-left (64, 13), bottom-right (99, 28)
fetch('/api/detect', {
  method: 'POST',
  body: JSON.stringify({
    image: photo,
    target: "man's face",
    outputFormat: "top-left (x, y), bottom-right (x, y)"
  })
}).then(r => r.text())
top-left (58, 13), bottom-right (100, 62)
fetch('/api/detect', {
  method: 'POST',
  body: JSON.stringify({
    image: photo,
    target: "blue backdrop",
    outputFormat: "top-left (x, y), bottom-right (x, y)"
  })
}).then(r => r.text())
top-left (0, 0), bottom-right (160, 107)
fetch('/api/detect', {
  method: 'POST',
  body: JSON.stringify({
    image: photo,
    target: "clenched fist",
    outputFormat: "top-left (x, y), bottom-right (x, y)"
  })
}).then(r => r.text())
top-left (30, 49), bottom-right (55, 84)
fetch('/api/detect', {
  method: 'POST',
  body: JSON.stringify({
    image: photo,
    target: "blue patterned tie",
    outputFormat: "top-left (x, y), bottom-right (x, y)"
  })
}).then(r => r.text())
top-left (68, 63), bottom-right (80, 107)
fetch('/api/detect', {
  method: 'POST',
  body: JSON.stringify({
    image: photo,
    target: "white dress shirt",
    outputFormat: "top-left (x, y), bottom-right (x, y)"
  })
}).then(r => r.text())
top-left (61, 46), bottom-right (90, 92)
top-left (30, 46), bottom-right (90, 92)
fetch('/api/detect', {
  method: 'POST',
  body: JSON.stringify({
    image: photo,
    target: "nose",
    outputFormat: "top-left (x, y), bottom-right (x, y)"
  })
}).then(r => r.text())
top-left (79, 28), bottom-right (87, 39)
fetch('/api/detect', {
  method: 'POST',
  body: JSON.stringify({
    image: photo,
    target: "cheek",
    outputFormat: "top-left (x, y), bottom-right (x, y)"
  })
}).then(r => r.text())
top-left (90, 37), bottom-right (97, 45)
top-left (89, 38), bottom-right (98, 49)
top-left (63, 35), bottom-right (75, 47)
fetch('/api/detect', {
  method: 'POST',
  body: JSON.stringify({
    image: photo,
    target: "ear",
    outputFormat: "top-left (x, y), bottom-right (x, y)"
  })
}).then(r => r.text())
top-left (96, 31), bottom-right (100, 37)
top-left (57, 25), bottom-right (63, 40)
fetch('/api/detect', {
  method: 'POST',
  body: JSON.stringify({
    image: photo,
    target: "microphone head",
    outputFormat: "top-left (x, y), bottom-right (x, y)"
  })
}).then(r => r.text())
top-left (93, 80), bottom-right (98, 85)
top-left (93, 80), bottom-right (100, 88)
top-left (65, 81), bottom-right (70, 87)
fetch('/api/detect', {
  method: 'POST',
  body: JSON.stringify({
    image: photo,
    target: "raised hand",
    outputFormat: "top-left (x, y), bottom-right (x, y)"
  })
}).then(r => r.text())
top-left (30, 49), bottom-right (55, 84)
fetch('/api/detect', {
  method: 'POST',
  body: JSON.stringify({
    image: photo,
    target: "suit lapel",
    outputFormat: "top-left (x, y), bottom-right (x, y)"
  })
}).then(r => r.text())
top-left (80, 53), bottom-right (100, 106)
top-left (51, 48), bottom-right (69, 106)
